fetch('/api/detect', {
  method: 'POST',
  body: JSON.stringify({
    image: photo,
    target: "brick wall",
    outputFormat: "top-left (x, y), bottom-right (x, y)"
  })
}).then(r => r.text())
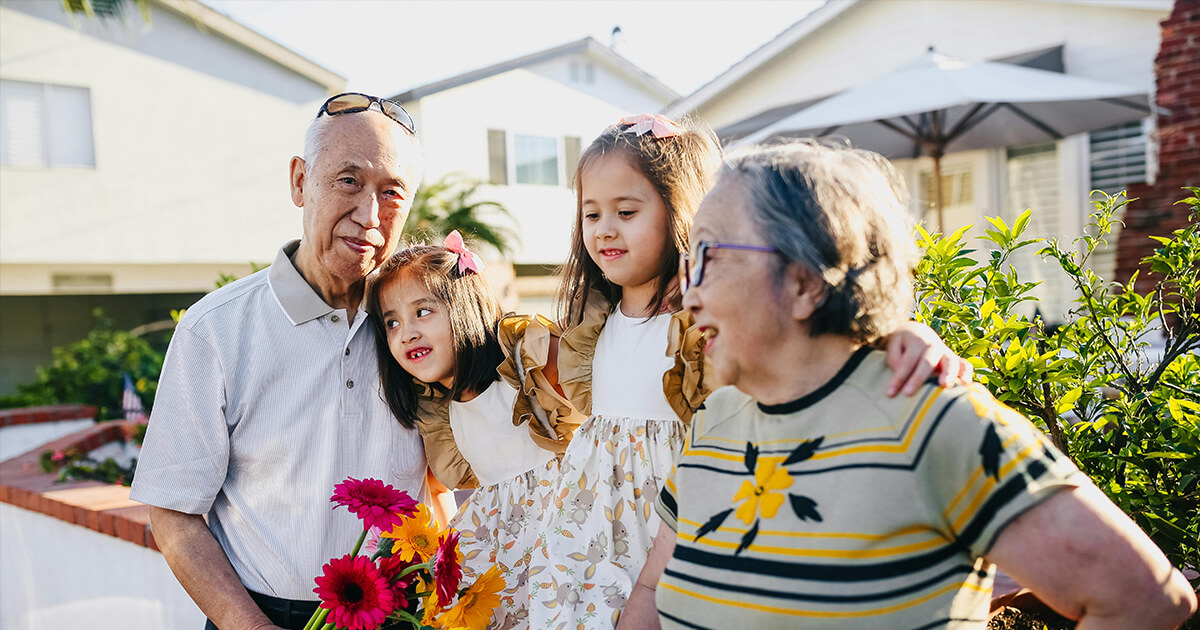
top-left (1117, 0), bottom-right (1200, 293)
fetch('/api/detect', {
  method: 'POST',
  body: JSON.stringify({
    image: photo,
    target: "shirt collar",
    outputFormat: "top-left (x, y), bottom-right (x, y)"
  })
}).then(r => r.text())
top-left (267, 240), bottom-right (337, 325)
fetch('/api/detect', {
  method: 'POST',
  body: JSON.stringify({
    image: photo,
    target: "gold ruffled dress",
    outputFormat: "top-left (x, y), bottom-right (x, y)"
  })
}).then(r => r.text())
top-left (415, 314), bottom-right (585, 629)
top-left (527, 295), bottom-right (709, 630)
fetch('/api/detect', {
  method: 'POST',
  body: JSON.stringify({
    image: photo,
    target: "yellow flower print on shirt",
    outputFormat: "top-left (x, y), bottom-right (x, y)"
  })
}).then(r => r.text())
top-left (732, 459), bottom-right (794, 525)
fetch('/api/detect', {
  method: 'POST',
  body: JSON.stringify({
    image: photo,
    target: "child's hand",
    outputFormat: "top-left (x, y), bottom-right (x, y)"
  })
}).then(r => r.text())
top-left (884, 321), bottom-right (973, 397)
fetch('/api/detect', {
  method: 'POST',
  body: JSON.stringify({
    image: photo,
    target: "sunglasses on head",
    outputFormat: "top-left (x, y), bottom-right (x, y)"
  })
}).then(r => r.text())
top-left (317, 92), bottom-right (416, 135)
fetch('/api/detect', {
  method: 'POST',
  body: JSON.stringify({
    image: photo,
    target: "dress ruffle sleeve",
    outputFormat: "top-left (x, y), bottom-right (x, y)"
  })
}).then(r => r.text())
top-left (496, 313), bottom-right (587, 454)
top-left (663, 310), bottom-right (713, 426)
top-left (414, 385), bottom-right (479, 490)
top-left (555, 292), bottom-right (612, 417)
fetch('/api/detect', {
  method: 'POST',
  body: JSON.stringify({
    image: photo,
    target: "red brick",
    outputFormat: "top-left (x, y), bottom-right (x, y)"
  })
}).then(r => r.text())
top-left (73, 505), bottom-right (90, 528)
top-left (98, 511), bottom-right (117, 537)
top-left (147, 528), bottom-right (160, 552)
top-left (86, 508), bottom-right (100, 532)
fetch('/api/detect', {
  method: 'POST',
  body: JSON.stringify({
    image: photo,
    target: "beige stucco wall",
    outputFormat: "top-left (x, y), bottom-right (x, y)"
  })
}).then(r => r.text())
top-left (0, 3), bottom-right (332, 294)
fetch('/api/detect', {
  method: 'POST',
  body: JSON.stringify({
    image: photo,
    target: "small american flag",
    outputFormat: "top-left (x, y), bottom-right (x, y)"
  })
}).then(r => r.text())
top-left (122, 372), bottom-right (147, 422)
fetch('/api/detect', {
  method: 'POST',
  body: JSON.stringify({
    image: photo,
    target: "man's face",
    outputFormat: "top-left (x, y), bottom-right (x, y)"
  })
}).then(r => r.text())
top-left (290, 111), bottom-right (421, 288)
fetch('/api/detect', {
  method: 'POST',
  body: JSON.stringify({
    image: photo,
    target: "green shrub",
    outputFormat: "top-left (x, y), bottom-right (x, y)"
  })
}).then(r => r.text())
top-left (0, 309), bottom-right (163, 420)
top-left (914, 189), bottom-right (1200, 577)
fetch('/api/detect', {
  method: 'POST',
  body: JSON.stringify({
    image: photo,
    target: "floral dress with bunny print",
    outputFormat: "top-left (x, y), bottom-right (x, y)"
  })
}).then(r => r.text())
top-left (415, 315), bottom-right (585, 630)
top-left (527, 297), bottom-right (708, 630)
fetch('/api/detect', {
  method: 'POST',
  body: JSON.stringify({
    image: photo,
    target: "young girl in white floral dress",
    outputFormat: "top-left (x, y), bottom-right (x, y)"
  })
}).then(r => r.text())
top-left (365, 234), bottom-right (585, 629)
top-left (527, 115), bottom-right (972, 630)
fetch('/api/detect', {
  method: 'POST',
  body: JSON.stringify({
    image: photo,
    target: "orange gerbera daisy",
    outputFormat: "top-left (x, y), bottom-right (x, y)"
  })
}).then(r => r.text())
top-left (433, 565), bottom-right (506, 630)
top-left (381, 503), bottom-right (441, 562)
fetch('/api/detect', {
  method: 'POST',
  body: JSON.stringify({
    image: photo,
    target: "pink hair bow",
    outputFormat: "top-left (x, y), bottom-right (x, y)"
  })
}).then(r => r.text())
top-left (618, 113), bottom-right (682, 139)
top-left (443, 230), bottom-right (483, 275)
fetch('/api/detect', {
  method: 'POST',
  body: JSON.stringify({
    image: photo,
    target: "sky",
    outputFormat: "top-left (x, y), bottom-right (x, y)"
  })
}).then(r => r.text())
top-left (203, 0), bottom-right (825, 99)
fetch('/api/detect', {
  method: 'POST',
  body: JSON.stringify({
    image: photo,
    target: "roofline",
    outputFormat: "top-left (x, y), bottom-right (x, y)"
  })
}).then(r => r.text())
top-left (155, 0), bottom-right (346, 93)
top-left (665, 0), bottom-right (1169, 118)
top-left (389, 36), bottom-right (678, 104)
top-left (664, 0), bottom-right (860, 118)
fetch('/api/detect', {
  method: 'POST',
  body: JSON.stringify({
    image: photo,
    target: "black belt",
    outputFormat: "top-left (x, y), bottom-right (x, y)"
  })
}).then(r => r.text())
top-left (204, 590), bottom-right (319, 630)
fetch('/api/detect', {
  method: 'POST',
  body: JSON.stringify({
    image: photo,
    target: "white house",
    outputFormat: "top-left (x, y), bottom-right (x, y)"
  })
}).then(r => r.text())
top-left (389, 37), bottom-right (678, 314)
top-left (666, 0), bottom-right (1168, 320)
top-left (0, 0), bottom-right (343, 393)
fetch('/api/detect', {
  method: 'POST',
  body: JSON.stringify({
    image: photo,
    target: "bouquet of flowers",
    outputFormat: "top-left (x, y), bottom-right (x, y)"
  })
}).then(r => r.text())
top-left (303, 477), bottom-right (505, 630)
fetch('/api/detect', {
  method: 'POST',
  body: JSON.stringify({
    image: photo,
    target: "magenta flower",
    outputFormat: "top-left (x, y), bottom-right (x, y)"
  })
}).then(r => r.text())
top-left (330, 477), bottom-right (419, 532)
top-left (313, 554), bottom-right (397, 630)
top-left (433, 530), bottom-right (463, 604)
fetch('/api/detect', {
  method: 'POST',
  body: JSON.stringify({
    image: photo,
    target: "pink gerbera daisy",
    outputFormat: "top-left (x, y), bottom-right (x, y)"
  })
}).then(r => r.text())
top-left (432, 530), bottom-right (463, 603)
top-left (330, 477), bottom-right (419, 532)
top-left (313, 554), bottom-right (397, 630)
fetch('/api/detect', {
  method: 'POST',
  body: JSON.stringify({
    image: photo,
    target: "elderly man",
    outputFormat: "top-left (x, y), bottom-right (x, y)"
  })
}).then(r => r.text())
top-left (619, 142), bottom-right (1197, 629)
top-left (131, 93), bottom-right (436, 630)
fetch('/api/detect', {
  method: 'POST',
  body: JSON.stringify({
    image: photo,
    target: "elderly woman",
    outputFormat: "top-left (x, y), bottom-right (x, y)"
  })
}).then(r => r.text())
top-left (618, 143), bottom-right (1197, 629)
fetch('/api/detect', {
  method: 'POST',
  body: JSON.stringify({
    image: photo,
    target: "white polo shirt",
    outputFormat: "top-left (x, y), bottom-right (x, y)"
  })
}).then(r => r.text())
top-left (131, 240), bottom-right (427, 599)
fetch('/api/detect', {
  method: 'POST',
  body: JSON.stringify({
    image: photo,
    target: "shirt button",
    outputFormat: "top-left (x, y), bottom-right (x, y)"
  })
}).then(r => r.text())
top-left (331, 314), bottom-right (340, 322)
top-left (344, 348), bottom-right (350, 356)
top-left (346, 380), bottom-right (354, 389)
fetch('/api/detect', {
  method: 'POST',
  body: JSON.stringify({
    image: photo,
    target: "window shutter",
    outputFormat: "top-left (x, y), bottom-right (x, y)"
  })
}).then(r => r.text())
top-left (564, 136), bottom-right (581, 187)
top-left (0, 80), bottom-right (47, 167)
top-left (1089, 120), bottom-right (1147, 193)
top-left (487, 129), bottom-right (507, 185)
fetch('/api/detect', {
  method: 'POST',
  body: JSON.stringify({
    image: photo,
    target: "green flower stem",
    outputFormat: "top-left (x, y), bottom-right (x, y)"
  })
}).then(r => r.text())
top-left (396, 560), bottom-right (432, 581)
top-left (301, 607), bottom-right (329, 630)
top-left (393, 609), bottom-right (426, 627)
top-left (349, 526), bottom-right (369, 557)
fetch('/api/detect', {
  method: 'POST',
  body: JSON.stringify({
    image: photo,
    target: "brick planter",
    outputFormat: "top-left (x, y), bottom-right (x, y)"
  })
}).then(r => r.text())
top-left (0, 418), bottom-right (157, 550)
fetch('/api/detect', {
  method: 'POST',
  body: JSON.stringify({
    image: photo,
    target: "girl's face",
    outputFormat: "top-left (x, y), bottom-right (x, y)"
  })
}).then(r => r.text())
top-left (579, 153), bottom-right (668, 298)
top-left (378, 271), bottom-right (456, 388)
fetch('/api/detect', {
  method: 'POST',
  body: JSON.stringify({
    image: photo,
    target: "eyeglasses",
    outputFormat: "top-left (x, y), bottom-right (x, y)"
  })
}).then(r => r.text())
top-left (317, 92), bottom-right (416, 135)
top-left (679, 241), bottom-right (780, 292)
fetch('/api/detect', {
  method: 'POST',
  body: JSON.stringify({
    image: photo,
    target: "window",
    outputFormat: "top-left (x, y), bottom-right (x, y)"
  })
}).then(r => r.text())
top-left (918, 169), bottom-right (973, 208)
top-left (569, 61), bottom-right (595, 84)
top-left (514, 134), bottom-right (559, 185)
top-left (0, 80), bottom-right (95, 168)
top-left (1089, 120), bottom-right (1148, 193)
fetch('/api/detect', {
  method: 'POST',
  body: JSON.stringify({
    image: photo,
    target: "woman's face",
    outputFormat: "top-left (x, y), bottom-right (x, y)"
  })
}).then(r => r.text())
top-left (378, 271), bottom-right (456, 389)
top-left (683, 177), bottom-right (794, 392)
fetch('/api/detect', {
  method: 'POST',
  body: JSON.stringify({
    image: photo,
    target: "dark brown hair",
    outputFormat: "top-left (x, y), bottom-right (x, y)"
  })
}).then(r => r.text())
top-left (557, 117), bottom-right (721, 326)
top-left (365, 245), bottom-right (505, 428)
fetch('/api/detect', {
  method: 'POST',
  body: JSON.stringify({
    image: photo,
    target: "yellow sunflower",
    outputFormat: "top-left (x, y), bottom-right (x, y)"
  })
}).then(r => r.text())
top-left (381, 503), bottom-right (441, 562)
top-left (732, 459), bottom-right (793, 525)
top-left (420, 583), bottom-right (444, 627)
top-left (432, 565), bottom-right (506, 630)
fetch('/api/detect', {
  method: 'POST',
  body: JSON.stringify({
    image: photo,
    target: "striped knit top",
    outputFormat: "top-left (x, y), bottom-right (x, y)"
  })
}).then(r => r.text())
top-left (653, 348), bottom-right (1084, 629)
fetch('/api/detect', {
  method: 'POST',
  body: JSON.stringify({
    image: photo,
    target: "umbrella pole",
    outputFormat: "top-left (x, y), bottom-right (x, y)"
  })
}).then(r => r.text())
top-left (932, 150), bottom-right (946, 233)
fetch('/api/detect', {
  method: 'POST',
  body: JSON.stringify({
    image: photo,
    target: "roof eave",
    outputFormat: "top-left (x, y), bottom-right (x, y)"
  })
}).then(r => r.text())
top-left (155, 0), bottom-right (346, 93)
top-left (665, 0), bottom-right (861, 118)
top-left (390, 37), bottom-right (678, 104)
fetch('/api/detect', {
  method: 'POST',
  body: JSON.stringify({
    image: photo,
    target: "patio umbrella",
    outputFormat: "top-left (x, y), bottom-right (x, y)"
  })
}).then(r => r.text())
top-left (732, 49), bottom-right (1151, 231)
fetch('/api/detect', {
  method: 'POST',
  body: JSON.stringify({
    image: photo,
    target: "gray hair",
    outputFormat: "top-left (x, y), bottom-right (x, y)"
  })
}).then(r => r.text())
top-left (720, 141), bottom-right (918, 343)
top-left (301, 109), bottom-right (424, 180)
top-left (302, 113), bottom-right (335, 167)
